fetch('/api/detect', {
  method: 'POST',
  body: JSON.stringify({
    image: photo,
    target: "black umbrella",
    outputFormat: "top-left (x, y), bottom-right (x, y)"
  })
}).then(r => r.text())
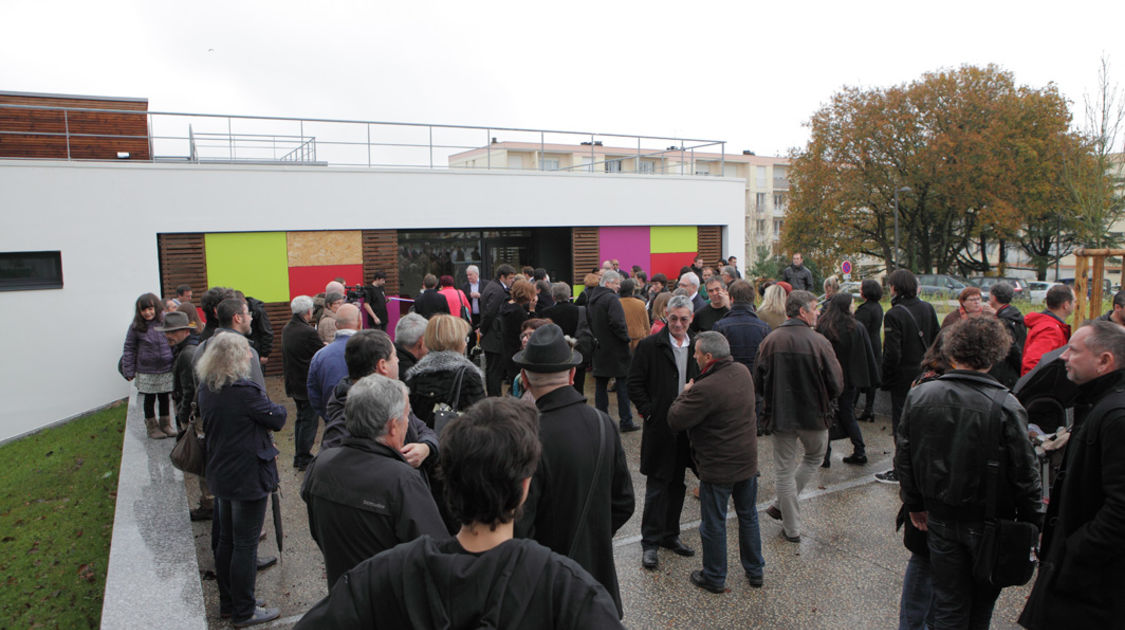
top-left (271, 488), bottom-right (283, 555)
top-left (1013, 345), bottom-right (1076, 434)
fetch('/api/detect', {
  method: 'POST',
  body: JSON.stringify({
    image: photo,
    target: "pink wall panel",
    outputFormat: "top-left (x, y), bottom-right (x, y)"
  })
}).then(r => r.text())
top-left (598, 226), bottom-right (651, 278)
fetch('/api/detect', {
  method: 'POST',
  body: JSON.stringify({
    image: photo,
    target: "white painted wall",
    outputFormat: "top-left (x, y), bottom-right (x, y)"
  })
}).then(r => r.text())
top-left (0, 160), bottom-right (744, 442)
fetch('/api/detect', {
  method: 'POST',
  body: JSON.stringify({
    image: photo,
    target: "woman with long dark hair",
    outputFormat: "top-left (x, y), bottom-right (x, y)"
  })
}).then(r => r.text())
top-left (121, 292), bottom-right (175, 439)
top-left (854, 279), bottom-right (884, 421)
top-left (816, 293), bottom-right (879, 466)
top-left (197, 333), bottom-right (286, 627)
top-left (499, 279), bottom-right (537, 389)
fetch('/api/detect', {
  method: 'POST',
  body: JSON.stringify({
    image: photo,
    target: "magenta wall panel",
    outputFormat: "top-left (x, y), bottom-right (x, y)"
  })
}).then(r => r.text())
top-left (598, 226), bottom-right (651, 278)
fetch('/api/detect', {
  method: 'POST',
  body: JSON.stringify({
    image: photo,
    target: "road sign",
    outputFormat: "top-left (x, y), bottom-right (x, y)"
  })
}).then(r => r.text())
top-left (841, 260), bottom-right (852, 275)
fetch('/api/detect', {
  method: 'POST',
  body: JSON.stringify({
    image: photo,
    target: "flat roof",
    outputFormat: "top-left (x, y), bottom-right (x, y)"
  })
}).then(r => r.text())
top-left (0, 90), bottom-right (147, 103)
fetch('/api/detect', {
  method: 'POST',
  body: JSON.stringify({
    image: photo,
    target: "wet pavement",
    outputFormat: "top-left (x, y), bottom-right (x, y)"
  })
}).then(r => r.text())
top-left (187, 376), bottom-right (1032, 629)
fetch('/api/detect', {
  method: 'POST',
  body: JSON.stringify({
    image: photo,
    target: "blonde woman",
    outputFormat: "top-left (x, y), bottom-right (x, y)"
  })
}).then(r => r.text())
top-left (404, 314), bottom-right (485, 428)
top-left (758, 284), bottom-right (788, 329)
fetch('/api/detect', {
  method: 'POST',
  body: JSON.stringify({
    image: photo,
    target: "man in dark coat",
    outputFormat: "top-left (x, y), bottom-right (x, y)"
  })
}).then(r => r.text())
top-left (668, 332), bottom-right (763, 592)
top-left (301, 373), bottom-right (446, 589)
top-left (480, 264), bottom-right (516, 396)
top-left (781, 253), bottom-right (814, 292)
top-left (588, 271), bottom-right (636, 432)
top-left (713, 280), bottom-right (771, 434)
top-left (1019, 321), bottom-right (1125, 629)
top-left (877, 269), bottom-right (939, 484)
top-left (537, 282), bottom-right (587, 394)
top-left (362, 271), bottom-right (389, 331)
top-left (628, 294), bottom-right (700, 570)
top-left (513, 324), bottom-right (635, 617)
top-left (677, 272), bottom-right (706, 312)
top-left (393, 313), bottom-right (428, 379)
top-left (460, 264), bottom-right (489, 355)
top-left (689, 277), bottom-right (730, 333)
top-left (282, 295), bottom-right (326, 470)
top-left (294, 397), bottom-right (623, 630)
top-left (755, 290), bottom-right (843, 542)
top-left (156, 310), bottom-right (199, 434)
top-left (413, 274), bottom-right (450, 319)
top-left (986, 281), bottom-right (1026, 388)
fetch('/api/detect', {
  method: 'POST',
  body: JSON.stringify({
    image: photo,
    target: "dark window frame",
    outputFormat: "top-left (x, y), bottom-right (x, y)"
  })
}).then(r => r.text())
top-left (0, 250), bottom-right (64, 291)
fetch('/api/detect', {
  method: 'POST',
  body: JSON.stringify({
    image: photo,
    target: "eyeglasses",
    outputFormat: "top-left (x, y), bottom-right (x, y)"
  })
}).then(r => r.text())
top-left (667, 315), bottom-right (691, 323)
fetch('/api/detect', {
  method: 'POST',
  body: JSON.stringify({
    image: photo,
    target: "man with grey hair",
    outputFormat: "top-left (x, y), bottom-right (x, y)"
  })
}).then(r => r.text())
top-left (629, 294), bottom-right (700, 569)
top-left (512, 324), bottom-right (635, 618)
top-left (282, 295), bottom-right (325, 471)
top-left (1020, 320), bottom-right (1125, 628)
top-left (394, 312), bottom-right (429, 378)
top-left (589, 270), bottom-right (636, 432)
top-left (679, 272), bottom-right (706, 311)
top-left (668, 331), bottom-right (763, 592)
top-left (755, 290), bottom-right (843, 543)
top-left (461, 264), bottom-right (489, 355)
top-left (301, 373), bottom-right (445, 589)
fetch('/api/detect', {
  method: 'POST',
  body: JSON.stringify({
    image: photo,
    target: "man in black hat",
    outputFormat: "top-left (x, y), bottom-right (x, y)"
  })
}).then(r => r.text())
top-left (513, 324), bottom-right (635, 619)
top-left (156, 310), bottom-right (199, 437)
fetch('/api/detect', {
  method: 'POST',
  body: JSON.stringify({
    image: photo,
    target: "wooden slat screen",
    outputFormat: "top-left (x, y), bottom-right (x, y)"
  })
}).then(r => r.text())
top-left (698, 225), bottom-right (722, 266)
top-left (158, 233), bottom-right (207, 300)
top-left (572, 227), bottom-right (599, 287)
top-left (362, 230), bottom-right (399, 296)
top-left (0, 94), bottom-right (150, 160)
top-left (261, 302), bottom-right (290, 377)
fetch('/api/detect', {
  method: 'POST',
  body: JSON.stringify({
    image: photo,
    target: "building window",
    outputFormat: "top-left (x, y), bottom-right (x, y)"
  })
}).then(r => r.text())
top-left (773, 193), bottom-right (786, 211)
top-left (773, 219), bottom-right (783, 236)
top-left (757, 219), bottom-right (766, 234)
top-left (756, 166), bottom-right (767, 187)
top-left (509, 155), bottom-right (524, 170)
top-left (724, 164), bottom-right (738, 178)
top-left (638, 160), bottom-right (655, 174)
top-left (0, 251), bottom-right (63, 291)
top-left (694, 161), bottom-right (711, 176)
top-left (541, 157), bottom-right (560, 171)
top-left (606, 159), bottom-right (622, 173)
top-left (756, 193), bottom-right (766, 212)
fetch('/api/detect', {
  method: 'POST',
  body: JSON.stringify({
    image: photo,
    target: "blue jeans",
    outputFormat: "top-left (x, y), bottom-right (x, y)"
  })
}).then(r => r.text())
top-left (926, 517), bottom-right (1000, 630)
top-left (292, 398), bottom-right (318, 467)
top-left (215, 496), bottom-right (268, 621)
top-left (595, 376), bottom-right (632, 424)
top-left (899, 552), bottom-right (934, 630)
top-left (698, 476), bottom-right (764, 586)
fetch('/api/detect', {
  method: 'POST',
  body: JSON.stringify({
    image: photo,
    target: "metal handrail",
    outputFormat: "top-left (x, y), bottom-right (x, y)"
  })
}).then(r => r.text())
top-left (0, 102), bottom-right (725, 173)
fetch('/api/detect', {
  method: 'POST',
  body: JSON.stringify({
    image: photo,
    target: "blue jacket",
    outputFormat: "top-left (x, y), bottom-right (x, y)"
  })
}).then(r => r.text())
top-left (200, 379), bottom-right (287, 501)
top-left (307, 333), bottom-right (352, 416)
top-left (712, 304), bottom-right (770, 373)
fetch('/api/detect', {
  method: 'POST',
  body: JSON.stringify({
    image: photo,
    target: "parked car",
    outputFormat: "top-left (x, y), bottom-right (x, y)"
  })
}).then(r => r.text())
top-left (968, 276), bottom-right (1026, 297)
top-left (916, 274), bottom-right (971, 299)
top-left (1060, 277), bottom-right (1113, 298)
top-left (1026, 281), bottom-right (1062, 304)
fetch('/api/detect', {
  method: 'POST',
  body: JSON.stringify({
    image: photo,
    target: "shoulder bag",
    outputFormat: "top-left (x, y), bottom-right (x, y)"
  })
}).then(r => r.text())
top-left (432, 366), bottom-right (467, 434)
top-left (568, 413), bottom-right (606, 557)
top-left (971, 388), bottom-right (1039, 587)
top-left (170, 404), bottom-right (206, 476)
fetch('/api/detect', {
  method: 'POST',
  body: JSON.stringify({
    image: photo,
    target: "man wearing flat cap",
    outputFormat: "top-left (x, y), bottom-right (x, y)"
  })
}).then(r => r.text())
top-left (513, 324), bottom-right (636, 619)
top-left (156, 310), bottom-right (200, 436)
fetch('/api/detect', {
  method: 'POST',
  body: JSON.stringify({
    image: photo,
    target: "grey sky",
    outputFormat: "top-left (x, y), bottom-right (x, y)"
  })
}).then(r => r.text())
top-left (3, 0), bottom-right (1123, 158)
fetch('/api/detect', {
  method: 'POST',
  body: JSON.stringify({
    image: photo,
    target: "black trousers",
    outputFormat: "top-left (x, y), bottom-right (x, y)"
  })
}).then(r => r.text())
top-left (484, 350), bottom-right (505, 397)
top-left (641, 469), bottom-right (687, 550)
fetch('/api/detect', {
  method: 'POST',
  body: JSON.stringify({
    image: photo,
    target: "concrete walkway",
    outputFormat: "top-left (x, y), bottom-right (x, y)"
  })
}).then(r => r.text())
top-left (177, 376), bottom-right (1032, 629)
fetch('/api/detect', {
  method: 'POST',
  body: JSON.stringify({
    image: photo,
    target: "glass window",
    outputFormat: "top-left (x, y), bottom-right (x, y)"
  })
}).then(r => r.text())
top-left (0, 251), bottom-right (63, 291)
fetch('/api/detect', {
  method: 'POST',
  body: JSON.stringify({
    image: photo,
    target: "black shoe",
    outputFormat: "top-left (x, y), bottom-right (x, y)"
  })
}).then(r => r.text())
top-left (765, 505), bottom-right (782, 521)
top-left (856, 412), bottom-right (873, 422)
top-left (843, 454), bottom-right (868, 465)
top-left (747, 574), bottom-right (764, 588)
top-left (779, 530), bottom-right (801, 543)
top-left (256, 555), bottom-right (277, 571)
top-left (619, 421), bottom-right (640, 434)
top-left (821, 458), bottom-right (831, 468)
top-left (690, 570), bottom-right (725, 594)
top-left (189, 507), bottom-right (213, 521)
top-left (232, 606), bottom-right (280, 628)
top-left (660, 539), bottom-right (695, 557)
top-left (642, 548), bottom-right (658, 570)
top-left (874, 470), bottom-right (899, 484)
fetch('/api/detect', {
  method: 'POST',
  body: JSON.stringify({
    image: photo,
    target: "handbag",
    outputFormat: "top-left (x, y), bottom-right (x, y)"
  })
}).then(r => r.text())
top-left (433, 366), bottom-right (467, 434)
top-left (971, 388), bottom-right (1039, 587)
top-left (568, 412), bottom-right (606, 557)
top-left (170, 407), bottom-right (206, 476)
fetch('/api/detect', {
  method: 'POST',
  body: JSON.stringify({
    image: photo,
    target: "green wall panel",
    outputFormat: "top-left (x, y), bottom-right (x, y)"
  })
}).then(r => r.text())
top-left (205, 232), bottom-right (290, 303)
top-left (650, 226), bottom-right (697, 253)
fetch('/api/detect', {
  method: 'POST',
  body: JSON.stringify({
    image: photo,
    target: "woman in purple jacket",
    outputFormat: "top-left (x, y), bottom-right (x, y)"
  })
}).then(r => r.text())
top-left (196, 333), bottom-right (287, 627)
top-left (121, 293), bottom-right (175, 438)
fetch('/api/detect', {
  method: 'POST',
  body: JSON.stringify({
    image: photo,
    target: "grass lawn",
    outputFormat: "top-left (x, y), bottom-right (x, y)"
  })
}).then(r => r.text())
top-left (0, 402), bottom-right (126, 628)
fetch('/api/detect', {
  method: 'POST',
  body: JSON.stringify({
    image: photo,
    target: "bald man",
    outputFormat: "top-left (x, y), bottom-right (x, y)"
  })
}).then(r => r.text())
top-left (308, 304), bottom-right (362, 418)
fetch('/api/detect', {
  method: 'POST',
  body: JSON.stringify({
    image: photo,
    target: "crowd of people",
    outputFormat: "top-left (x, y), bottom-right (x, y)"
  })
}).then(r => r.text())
top-left (117, 252), bottom-right (1125, 628)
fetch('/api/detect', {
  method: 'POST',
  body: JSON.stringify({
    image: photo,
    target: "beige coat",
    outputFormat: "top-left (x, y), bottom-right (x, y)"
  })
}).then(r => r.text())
top-left (621, 296), bottom-right (651, 352)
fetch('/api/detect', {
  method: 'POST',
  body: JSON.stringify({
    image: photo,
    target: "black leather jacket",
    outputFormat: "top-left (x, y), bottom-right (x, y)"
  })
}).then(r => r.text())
top-left (895, 370), bottom-right (1043, 526)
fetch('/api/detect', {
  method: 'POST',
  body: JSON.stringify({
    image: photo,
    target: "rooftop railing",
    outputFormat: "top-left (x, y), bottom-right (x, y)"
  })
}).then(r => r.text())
top-left (0, 103), bottom-right (726, 175)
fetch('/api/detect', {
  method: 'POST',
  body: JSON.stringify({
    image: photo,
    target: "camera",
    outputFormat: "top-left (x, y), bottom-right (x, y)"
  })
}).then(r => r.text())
top-left (345, 284), bottom-right (366, 302)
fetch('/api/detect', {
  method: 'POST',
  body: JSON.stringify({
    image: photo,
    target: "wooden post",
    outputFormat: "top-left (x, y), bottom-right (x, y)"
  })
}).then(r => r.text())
top-left (1092, 256), bottom-right (1106, 319)
top-left (1075, 255), bottom-right (1089, 323)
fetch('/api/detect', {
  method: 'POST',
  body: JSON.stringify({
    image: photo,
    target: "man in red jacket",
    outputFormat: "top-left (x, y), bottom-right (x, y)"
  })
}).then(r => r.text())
top-left (1021, 284), bottom-right (1074, 376)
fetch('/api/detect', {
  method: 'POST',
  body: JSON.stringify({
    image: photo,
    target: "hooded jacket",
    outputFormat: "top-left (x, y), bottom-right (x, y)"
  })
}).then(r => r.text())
top-left (121, 319), bottom-right (173, 379)
top-left (293, 536), bottom-right (623, 630)
top-left (989, 303), bottom-right (1026, 388)
top-left (1021, 311), bottom-right (1071, 376)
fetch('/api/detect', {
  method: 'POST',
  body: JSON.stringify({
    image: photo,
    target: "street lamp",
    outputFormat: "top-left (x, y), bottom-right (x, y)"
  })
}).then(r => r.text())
top-left (893, 186), bottom-right (912, 270)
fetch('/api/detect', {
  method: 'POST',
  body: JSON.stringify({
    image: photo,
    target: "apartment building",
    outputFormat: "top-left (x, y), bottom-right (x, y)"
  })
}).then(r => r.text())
top-left (449, 142), bottom-right (791, 262)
